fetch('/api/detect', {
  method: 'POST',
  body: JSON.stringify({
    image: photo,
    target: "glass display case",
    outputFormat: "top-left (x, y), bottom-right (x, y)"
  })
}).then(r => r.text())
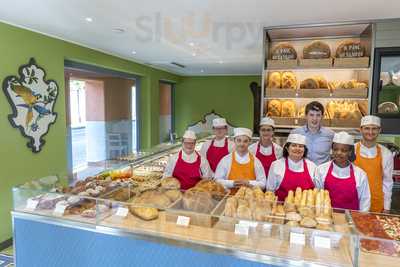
top-left (262, 23), bottom-right (373, 132)
top-left (371, 47), bottom-right (400, 134)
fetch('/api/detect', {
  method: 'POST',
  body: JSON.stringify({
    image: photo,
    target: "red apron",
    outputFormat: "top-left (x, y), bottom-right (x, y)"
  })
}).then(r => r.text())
top-left (206, 138), bottom-right (229, 172)
top-left (255, 142), bottom-right (276, 177)
top-left (172, 151), bottom-right (202, 190)
top-left (276, 159), bottom-right (315, 201)
top-left (324, 162), bottom-right (359, 210)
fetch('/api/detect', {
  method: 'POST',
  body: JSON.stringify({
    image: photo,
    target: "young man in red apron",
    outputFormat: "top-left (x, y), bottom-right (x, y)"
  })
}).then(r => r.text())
top-left (200, 118), bottom-right (234, 175)
top-left (215, 128), bottom-right (266, 191)
top-left (163, 130), bottom-right (211, 190)
top-left (249, 117), bottom-right (282, 177)
top-left (266, 134), bottom-right (316, 201)
top-left (354, 115), bottom-right (393, 213)
top-left (315, 132), bottom-right (371, 211)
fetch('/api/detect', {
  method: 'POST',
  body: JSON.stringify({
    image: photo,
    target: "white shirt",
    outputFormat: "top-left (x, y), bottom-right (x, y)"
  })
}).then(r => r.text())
top-left (248, 141), bottom-right (283, 159)
top-left (356, 142), bottom-right (394, 210)
top-left (163, 150), bottom-right (212, 179)
top-left (266, 158), bottom-right (317, 192)
top-left (214, 151), bottom-right (266, 189)
top-left (314, 161), bottom-right (371, 212)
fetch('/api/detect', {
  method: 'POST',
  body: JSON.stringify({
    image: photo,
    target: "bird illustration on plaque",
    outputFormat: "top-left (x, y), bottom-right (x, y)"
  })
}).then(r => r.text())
top-left (2, 58), bottom-right (58, 153)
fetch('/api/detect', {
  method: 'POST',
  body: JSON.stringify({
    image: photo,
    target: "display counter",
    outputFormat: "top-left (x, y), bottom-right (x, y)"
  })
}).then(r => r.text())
top-left (12, 144), bottom-right (400, 267)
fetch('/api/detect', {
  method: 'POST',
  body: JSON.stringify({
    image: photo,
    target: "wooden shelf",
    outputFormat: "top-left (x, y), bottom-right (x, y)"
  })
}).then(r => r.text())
top-left (265, 88), bottom-right (368, 99)
top-left (266, 58), bottom-right (370, 70)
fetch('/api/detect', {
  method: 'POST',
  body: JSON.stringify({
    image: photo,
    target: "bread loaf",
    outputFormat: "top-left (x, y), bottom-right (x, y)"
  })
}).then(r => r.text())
top-left (281, 71), bottom-right (297, 89)
top-left (336, 40), bottom-right (365, 58)
top-left (129, 206), bottom-right (159, 220)
top-left (183, 189), bottom-right (214, 213)
top-left (267, 100), bottom-right (282, 117)
top-left (268, 72), bottom-right (282, 88)
top-left (281, 100), bottom-right (296, 117)
top-left (271, 43), bottom-right (297, 60)
top-left (300, 78), bottom-right (319, 89)
top-left (161, 177), bottom-right (181, 190)
top-left (303, 41), bottom-right (331, 59)
top-left (314, 76), bottom-right (328, 89)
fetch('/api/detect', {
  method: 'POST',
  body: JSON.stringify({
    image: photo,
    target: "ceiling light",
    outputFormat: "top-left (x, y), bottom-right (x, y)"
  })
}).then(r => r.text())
top-left (189, 42), bottom-right (195, 47)
top-left (85, 17), bottom-right (93, 22)
top-left (112, 28), bottom-right (125, 33)
top-left (192, 53), bottom-right (197, 56)
top-left (131, 51), bottom-right (137, 55)
top-left (218, 60), bottom-right (223, 64)
top-left (200, 69), bottom-right (204, 73)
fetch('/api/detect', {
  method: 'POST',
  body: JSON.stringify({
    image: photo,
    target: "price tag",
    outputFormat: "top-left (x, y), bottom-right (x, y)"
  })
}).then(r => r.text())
top-left (290, 232), bottom-right (305, 246)
top-left (53, 204), bottom-right (67, 216)
top-left (176, 216), bottom-right (190, 227)
top-left (239, 220), bottom-right (258, 228)
top-left (26, 199), bottom-right (39, 210)
top-left (115, 207), bottom-right (129, 218)
top-left (314, 236), bottom-right (331, 249)
top-left (234, 223), bottom-right (249, 236)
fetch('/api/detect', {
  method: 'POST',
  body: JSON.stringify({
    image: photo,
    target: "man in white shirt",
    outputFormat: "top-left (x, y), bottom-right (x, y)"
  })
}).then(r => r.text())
top-left (163, 130), bottom-right (211, 189)
top-left (200, 118), bottom-right (235, 175)
top-left (354, 115), bottom-right (394, 212)
top-left (215, 128), bottom-right (266, 190)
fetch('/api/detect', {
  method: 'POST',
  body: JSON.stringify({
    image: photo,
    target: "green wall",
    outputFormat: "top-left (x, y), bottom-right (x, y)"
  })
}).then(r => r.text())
top-left (174, 76), bottom-right (261, 135)
top-left (0, 21), bottom-right (180, 242)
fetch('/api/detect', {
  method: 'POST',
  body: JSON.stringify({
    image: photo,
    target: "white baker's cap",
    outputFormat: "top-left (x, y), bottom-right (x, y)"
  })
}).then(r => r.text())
top-left (333, 131), bottom-right (354, 145)
top-left (260, 117), bottom-right (275, 127)
top-left (233, 128), bottom-right (253, 139)
top-left (286, 133), bottom-right (306, 145)
top-left (213, 118), bottom-right (227, 128)
top-left (360, 115), bottom-right (381, 127)
top-left (182, 130), bottom-right (196, 140)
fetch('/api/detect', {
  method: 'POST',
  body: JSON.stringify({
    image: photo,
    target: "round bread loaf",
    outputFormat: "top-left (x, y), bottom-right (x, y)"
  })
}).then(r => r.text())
top-left (281, 71), bottom-right (297, 89)
top-left (314, 76), bottom-right (328, 89)
top-left (268, 72), bottom-right (282, 88)
top-left (281, 100), bottom-right (296, 117)
top-left (135, 190), bottom-right (171, 209)
top-left (303, 41), bottom-right (331, 59)
top-left (161, 177), bottom-right (181, 190)
top-left (271, 42), bottom-right (297, 60)
top-left (335, 40), bottom-right (364, 58)
top-left (267, 99), bottom-right (282, 117)
top-left (193, 180), bottom-right (226, 199)
top-left (183, 189), bottom-right (214, 213)
top-left (300, 78), bottom-right (319, 89)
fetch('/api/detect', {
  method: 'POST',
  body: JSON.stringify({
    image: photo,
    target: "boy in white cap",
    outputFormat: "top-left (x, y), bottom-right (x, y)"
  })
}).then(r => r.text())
top-left (266, 133), bottom-right (316, 201)
top-left (215, 128), bottom-right (266, 190)
top-left (200, 118), bottom-right (235, 175)
top-left (314, 132), bottom-right (371, 211)
top-left (249, 117), bottom-right (283, 176)
top-left (354, 115), bottom-right (393, 212)
top-left (163, 130), bottom-right (211, 190)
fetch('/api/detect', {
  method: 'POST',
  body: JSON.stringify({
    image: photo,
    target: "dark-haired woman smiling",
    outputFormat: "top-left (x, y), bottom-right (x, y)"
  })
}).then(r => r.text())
top-left (266, 134), bottom-right (316, 201)
top-left (314, 132), bottom-right (370, 211)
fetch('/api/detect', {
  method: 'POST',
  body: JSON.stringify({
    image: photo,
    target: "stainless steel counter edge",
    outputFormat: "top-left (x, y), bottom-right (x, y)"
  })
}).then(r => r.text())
top-left (12, 211), bottom-right (329, 267)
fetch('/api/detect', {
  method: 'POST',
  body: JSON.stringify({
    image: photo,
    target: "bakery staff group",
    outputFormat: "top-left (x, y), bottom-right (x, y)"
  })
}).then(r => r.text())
top-left (163, 101), bottom-right (394, 213)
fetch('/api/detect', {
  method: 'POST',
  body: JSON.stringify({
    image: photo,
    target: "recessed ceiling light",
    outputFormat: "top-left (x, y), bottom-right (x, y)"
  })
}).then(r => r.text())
top-left (189, 42), bottom-right (195, 47)
top-left (192, 52), bottom-right (197, 56)
top-left (112, 28), bottom-right (125, 33)
top-left (85, 17), bottom-right (93, 22)
top-left (131, 51), bottom-right (137, 55)
top-left (218, 60), bottom-right (223, 64)
top-left (200, 69), bottom-right (204, 73)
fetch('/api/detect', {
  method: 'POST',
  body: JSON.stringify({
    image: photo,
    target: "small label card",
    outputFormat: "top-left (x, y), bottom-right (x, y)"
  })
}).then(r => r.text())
top-left (176, 216), bottom-right (190, 227)
top-left (53, 204), bottom-right (67, 216)
top-left (290, 232), bottom-right (306, 246)
top-left (234, 223), bottom-right (249, 236)
top-left (115, 207), bottom-right (129, 218)
top-left (314, 236), bottom-right (331, 249)
top-left (239, 220), bottom-right (258, 228)
top-left (26, 199), bottom-right (39, 211)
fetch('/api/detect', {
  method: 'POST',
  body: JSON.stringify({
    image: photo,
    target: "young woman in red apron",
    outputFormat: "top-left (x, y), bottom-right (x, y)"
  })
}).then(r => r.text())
top-left (314, 132), bottom-right (371, 211)
top-left (249, 117), bottom-right (282, 177)
top-left (266, 133), bottom-right (315, 201)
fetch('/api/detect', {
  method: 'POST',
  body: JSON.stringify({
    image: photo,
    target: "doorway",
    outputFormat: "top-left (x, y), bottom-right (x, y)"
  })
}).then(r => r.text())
top-left (159, 81), bottom-right (175, 143)
top-left (65, 61), bottom-right (140, 177)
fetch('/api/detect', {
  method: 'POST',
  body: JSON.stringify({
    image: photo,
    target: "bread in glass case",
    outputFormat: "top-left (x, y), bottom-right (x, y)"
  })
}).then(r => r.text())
top-left (271, 42), bottom-right (297, 60)
top-left (303, 40), bottom-right (331, 59)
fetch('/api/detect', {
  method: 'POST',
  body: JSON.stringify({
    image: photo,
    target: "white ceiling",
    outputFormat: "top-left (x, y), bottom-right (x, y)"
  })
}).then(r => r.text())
top-left (1, 0), bottom-right (400, 76)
